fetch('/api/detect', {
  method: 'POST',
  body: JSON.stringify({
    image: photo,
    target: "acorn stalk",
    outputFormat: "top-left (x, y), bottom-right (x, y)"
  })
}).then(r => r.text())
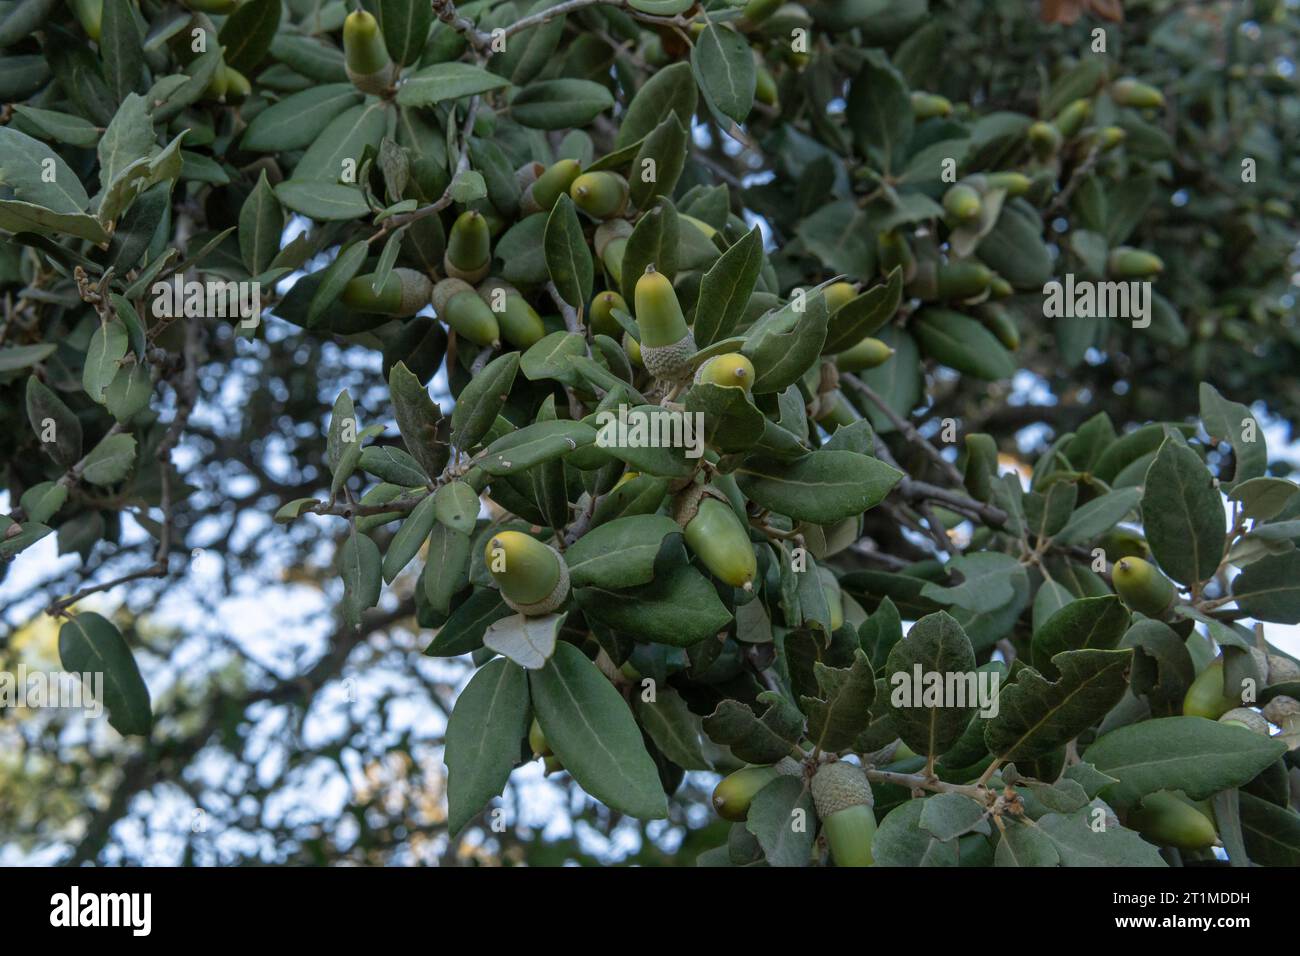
top-left (485, 530), bottom-right (570, 615)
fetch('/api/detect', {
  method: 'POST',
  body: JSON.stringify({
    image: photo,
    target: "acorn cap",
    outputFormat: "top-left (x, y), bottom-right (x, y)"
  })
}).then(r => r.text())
top-left (1263, 695), bottom-right (1300, 725)
top-left (594, 220), bottom-right (634, 260)
top-left (1268, 654), bottom-right (1300, 684)
top-left (1219, 708), bottom-right (1270, 735)
top-left (431, 277), bottom-right (477, 315)
top-left (811, 761), bottom-right (873, 818)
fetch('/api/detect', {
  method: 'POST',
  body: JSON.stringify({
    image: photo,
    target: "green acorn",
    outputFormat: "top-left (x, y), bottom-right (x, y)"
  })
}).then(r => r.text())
top-left (1107, 247), bottom-right (1164, 279)
top-left (523, 158), bottom-right (582, 215)
top-left (1113, 556), bottom-right (1175, 617)
top-left (989, 275), bottom-right (1014, 298)
top-left (1053, 97), bottom-right (1092, 138)
top-left (911, 91), bottom-right (952, 119)
top-left (634, 266), bottom-right (696, 382)
top-left (623, 331), bottom-right (643, 368)
top-left (570, 171), bottom-right (629, 220)
top-left (683, 496), bottom-right (757, 590)
top-left (1269, 655), bottom-right (1300, 683)
top-left (1128, 791), bottom-right (1217, 850)
top-left (342, 268), bottom-right (433, 316)
top-left (478, 279), bottom-right (545, 348)
top-left (590, 290), bottom-right (628, 338)
top-left (694, 353), bottom-right (755, 392)
top-left (595, 220), bottom-right (632, 287)
top-left (811, 761), bottom-right (876, 867)
top-left (834, 337), bottom-right (894, 372)
top-left (1218, 707), bottom-right (1270, 735)
top-left (823, 281), bottom-right (858, 315)
top-left (1028, 120), bottom-right (1063, 157)
top-left (1094, 126), bottom-right (1127, 151)
top-left (343, 9), bottom-right (396, 95)
top-left (986, 171), bottom-right (1033, 197)
top-left (754, 66), bottom-right (778, 107)
top-left (712, 759), bottom-right (801, 821)
top-left (877, 230), bottom-right (916, 283)
top-left (943, 183), bottom-right (983, 223)
top-left (936, 261), bottom-right (993, 301)
top-left (1182, 658), bottom-right (1241, 720)
top-left (739, 0), bottom-right (783, 28)
top-left (224, 66), bottom-right (251, 103)
top-left (962, 433), bottom-right (999, 503)
top-left (69, 0), bottom-right (103, 41)
top-left (485, 530), bottom-right (570, 615)
top-left (529, 717), bottom-right (552, 757)
top-left (976, 303), bottom-right (1020, 350)
top-left (443, 210), bottom-right (492, 283)
top-left (202, 59), bottom-right (230, 102)
top-left (1098, 528), bottom-right (1148, 562)
top-left (431, 278), bottom-right (500, 347)
top-left (1111, 77), bottom-right (1166, 109)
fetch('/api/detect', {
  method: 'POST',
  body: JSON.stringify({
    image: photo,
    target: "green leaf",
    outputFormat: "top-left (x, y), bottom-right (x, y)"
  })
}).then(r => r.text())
top-left (308, 240), bottom-right (369, 327)
top-left (382, 493), bottom-right (437, 584)
top-left (1228, 477), bottom-right (1299, 523)
top-left (478, 420), bottom-right (597, 476)
top-left (850, 327), bottom-right (921, 434)
top-left (521, 330), bottom-right (586, 383)
top-left (615, 61), bottom-right (698, 149)
top-left (274, 498), bottom-right (319, 523)
top-left (822, 268), bottom-right (904, 355)
top-left (691, 23), bottom-right (755, 125)
top-left (1030, 596), bottom-right (1130, 679)
top-left (1053, 487), bottom-right (1142, 545)
top-left (359, 444), bottom-right (428, 486)
top-left (81, 432), bottom-right (137, 486)
top-left (483, 611), bottom-right (565, 670)
top-left (426, 587), bottom-right (512, 656)
top-left (1141, 438), bottom-right (1225, 586)
top-left (99, 0), bottom-right (143, 103)
top-left (510, 79), bottom-right (614, 129)
top-left (0, 199), bottom-right (109, 244)
top-left (83, 318), bottom-right (128, 403)
top-left (619, 197), bottom-right (680, 300)
top-left (1238, 791), bottom-right (1300, 866)
top-left (444, 657), bottom-right (529, 836)
top-left (984, 649), bottom-right (1132, 762)
top-left (12, 106), bottom-right (99, 148)
top-left (693, 226), bottom-right (763, 347)
top-left (873, 799), bottom-right (959, 866)
top-left (564, 515), bottom-right (681, 589)
top-left (396, 62), bottom-right (511, 107)
top-left (921, 552), bottom-right (1022, 615)
top-left (19, 481), bottom-right (67, 524)
top-left (544, 194), bottom-right (592, 309)
top-left (450, 352), bottom-right (520, 451)
top-left (629, 112), bottom-right (688, 210)
top-left (1035, 807), bottom-right (1165, 866)
top-left (802, 649), bottom-right (877, 753)
top-left (340, 531), bottom-right (383, 629)
top-left (735, 450), bottom-right (903, 524)
top-left (434, 481), bottom-right (479, 535)
top-left (528, 642), bottom-right (668, 819)
top-left (0, 126), bottom-right (89, 213)
top-left (327, 390), bottom-right (363, 498)
top-left (703, 692), bottom-right (805, 763)
top-left (845, 50), bottom-right (913, 173)
top-left (104, 362), bottom-right (152, 423)
top-left (422, 523), bottom-right (471, 615)
top-left (1084, 716), bottom-right (1288, 806)
top-left (920, 792), bottom-right (990, 842)
top-left (239, 171), bottom-right (283, 277)
top-left (742, 293), bottom-right (829, 394)
top-left (745, 776), bottom-right (814, 867)
top-left (995, 820), bottom-right (1061, 867)
top-left (293, 101), bottom-right (388, 183)
top-left (242, 85), bottom-right (364, 152)
top-left (389, 361), bottom-right (447, 480)
top-left (26, 375), bottom-right (82, 467)
top-left (1199, 383), bottom-right (1265, 493)
top-left (1230, 551), bottom-right (1300, 623)
top-left (58, 612), bottom-right (152, 737)
top-left (0, 343), bottom-right (55, 371)
top-left (913, 308), bottom-right (1016, 381)
top-left (885, 612), bottom-right (977, 757)
top-left (635, 688), bottom-right (711, 771)
top-left (575, 565), bottom-right (732, 647)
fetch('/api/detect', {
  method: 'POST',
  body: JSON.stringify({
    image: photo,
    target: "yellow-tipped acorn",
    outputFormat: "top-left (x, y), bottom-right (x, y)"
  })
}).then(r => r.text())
top-left (943, 183), bottom-right (983, 222)
top-left (1053, 98), bottom-right (1092, 137)
top-left (70, 0), bottom-right (103, 41)
top-left (590, 290), bottom-right (628, 338)
top-left (936, 261), bottom-right (993, 300)
top-left (623, 331), bottom-right (643, 368)
top-left (1111, 77), bottom-right (1166, 109)
top-left (911, 91), bottom-right (952, 119)
top-left (811, 762), bottom-right (876, 867)
top-left (1113, 556), bottom-right (1175, 617)
top-left (1127, 791), bottom-right (1217, 850)
top-left (342, 268), bottom-right (433, 317)
top-left (529, 717), bottom-right (552, 757)
top-left (986, 171), bottom-right (1033, 197)
top-left (1182, 658), bottom-right (1242, 720)
top-left (977, 304), bottom-right (1020, 350)
top-left (694, 353), bottom-right (755, 392)
top-left (712, 765), bottom-right (780, 821)
top-left (823, 281), bottom-right (858, 315)
top-left (1028, 120), bottom-right (1063, 157)
top-left (343, 10), bottom-right (396, 95)
top-left (478, 279), bottom-right (545, 348)
top-left (684, 496), bottom-right (757, 590)
top-left (203, 59), bottom-right (230, 102)
top-left (634, 266), bottom-right (695, 381)
top-left (835, 337), bottom-right (895, 372)
top-left (224, 66), bottom-right (252, 103)
top-left (444, 210), bottom-right (492, 283)
top-left (485, 530), bottom-right (569, 615)
top-left (1108, 247), bottom-right (1164, 279)
top-left (524, 158), bottom-right (582, 214)
top-left (754, 66), bottom-right (778, 107)
top-left (432, 278), bottom-right (500, 347)
top-left (570, 171), bottom-right (629, 220)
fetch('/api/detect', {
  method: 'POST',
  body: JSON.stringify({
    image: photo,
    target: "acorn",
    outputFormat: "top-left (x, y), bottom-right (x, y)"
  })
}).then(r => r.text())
top-left (1182, 658), bottom-right (1242, 720)
top-left (570, 171), bottom-right (629, 220)
top-left (1218, 707), bottom-right (1270, 736)
top-left (986, 171), bottom-right (1033, 197)
top-left (936, 261), bottom-right (993, 301)
top-left (911, 91), bottom-right (952, 120)
top-left (811, 761), bottom-right (876, 867)
top-left (815, 391), bottom-right (861, 429)
top-left (70, 0), bottom-right (103, 41)
top-left (943, 183), bottom-right (983, 223)
top-left (522, 158), bottom-right (582, 215)
top-left (529, 717), bottom-right (552, 757)
top-left (444, 210), bottom-right (492, 283)
top-left (595, 220), bottom-right (632, 287)
top-left (478, 279), bottom-right (545, 348)
top-left (694, 353), bottom-right (755, 392)
top-left (485, 530), bottom-right (570, 616)
top-left (623, 331), bottom-right (643, 368)
top-left (823, 281), bottom-right (858, 315)
top-left (683, 495), bottom-right (757, 590)
top-left (1269, 654), bottom-right (1300, 684)
top-left (343, 9), bottom-right (396, 95)
top-left (834, 337), bottom-right (894, 372)
top-left (738, 0), bottom-right (783, 28)
top-left (1028, 120), bottom-right (1063, 157)
top-left (1113, 556), bottom-right (1175, 617)
top-left (712, 758), bottom-right (801, 821)
top-left (634, 266), bottom-right (696, 382)
top-left (203, 60), bottom-right (230, 102)
top-left (989, 275), bottom-right (1014, 298)
top-left (877, 230), bottom-right (916, 283)
top-left (962, 433), bottom-right (999, 503)
top-left (590, 290), bottom-right (628, 338)
top-left (754, 66), bottom-right (779, 108)
top-left (224, 66), bottom-right (252, 103)
top-left (1053, 97), bottom-right (1092, 138)
top-left (976, 303), bottom-right (1020, 350)
top-left (1094, 126), bottom-right (1127, 151)
top-left (342, 268), bottom-right (433, 317)
top-left (1108, 247), bottom-right (1164, 279)
top-left (1128, 791), bottom-right (1217, 850)
top-left (432, 278), bottom-right (500, 347)
top-left (1111, 77), bottom-right (1166, 109)
top-left (1098, 528), bottom-right (1149, 562)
